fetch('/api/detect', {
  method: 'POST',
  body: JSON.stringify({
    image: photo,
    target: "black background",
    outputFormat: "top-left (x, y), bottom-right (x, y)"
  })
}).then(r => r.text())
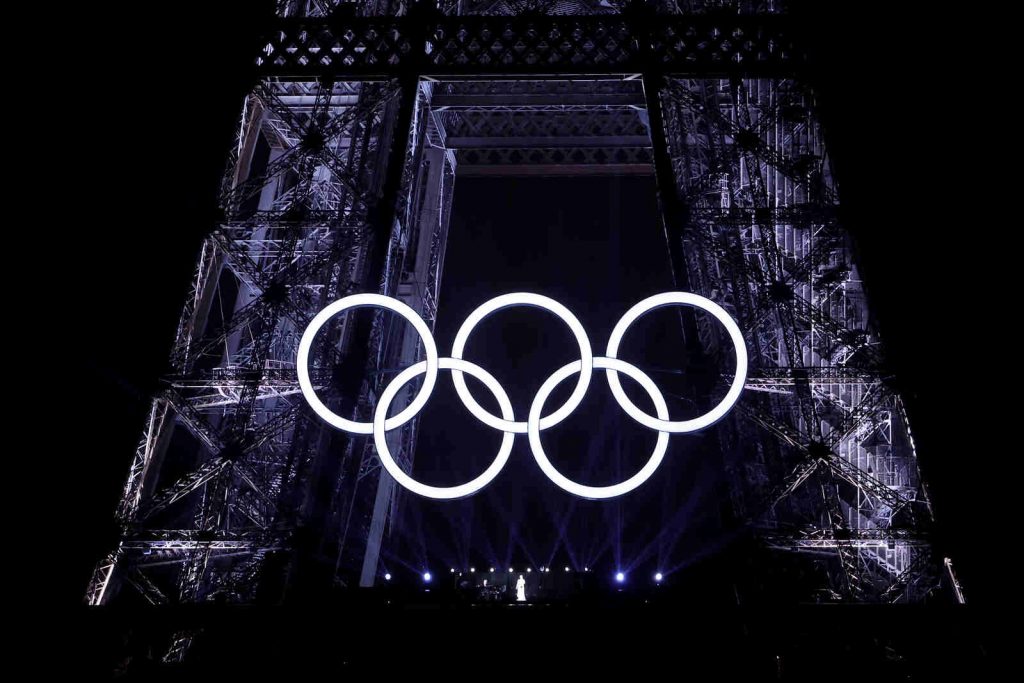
top-left (47, 0), bottom-right (1003, 628)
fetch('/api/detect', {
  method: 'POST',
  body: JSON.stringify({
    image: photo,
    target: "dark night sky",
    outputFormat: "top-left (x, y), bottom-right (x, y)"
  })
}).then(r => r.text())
top-left (387, 175), bottom-right (728, 581)
top-left (50, 1), bottom-right (1004, 612)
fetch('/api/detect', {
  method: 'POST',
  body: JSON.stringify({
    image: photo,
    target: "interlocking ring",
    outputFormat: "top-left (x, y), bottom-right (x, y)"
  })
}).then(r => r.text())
top-left (297, 292), bottom-right (747, 500)
top-left (451, 293), bottom-right (592, 434)
top-left (606, 292), bottom-right (748, 433)
top-left (297, 293), bottom-right (438, 435)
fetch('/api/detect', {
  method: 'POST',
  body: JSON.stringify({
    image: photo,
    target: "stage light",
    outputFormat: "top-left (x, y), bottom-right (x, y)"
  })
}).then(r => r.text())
top-left (470, 567), bottom-right (476, 573)
top-left (527, 567), bottom-right (532, 573)
top-left (584, 566), bottom-right (590, 572)
top-left (615, 572), bottom-right (625, 583)
top-left (564, 566), bottom-right (570, 572)
top-left (490, 567), bottom-right (495, 573)
top-left (545, 567), bottom-right (550, 573)
top-left (384, 573), bottom-right (392, 581)
top-left (423, 572), bottom-right (432, 583)
top-left (508, 567), bottom-right (513, 573)
top-left (655, 572), bottom-right (663, 582)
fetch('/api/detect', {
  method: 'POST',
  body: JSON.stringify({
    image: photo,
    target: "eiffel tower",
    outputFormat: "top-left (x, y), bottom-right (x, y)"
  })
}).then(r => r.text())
top-left (86, 1), bottom-right (965, 643)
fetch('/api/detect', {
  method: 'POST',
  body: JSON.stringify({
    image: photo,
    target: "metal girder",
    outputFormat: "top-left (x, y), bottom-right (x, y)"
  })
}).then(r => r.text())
top-left (89, 1), bottom-right (950, 617)
top-left (432, 92), bottom-right (646, 108)
top-left (763, 528), bottom-right (929, 551)
top-left (652, 71), bottom-right (939, 600)
top-left (124, 567), bottom-right (170, 606)
top-left (457, 162), bottom-right (652, 175)
top-left (740, 402), bottom-right (915, 517)
top-left (221, 81), bottom-right (399, 216)
top-left (445, 134), bottom-right (650, 148)
top-left (256, 12), bottom-right (805, 78)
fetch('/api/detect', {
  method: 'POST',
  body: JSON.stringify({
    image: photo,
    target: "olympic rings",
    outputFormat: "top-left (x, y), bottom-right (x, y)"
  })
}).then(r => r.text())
top-left (605, 292), bottom-right (748, 433)
top-left (297, 293), bottom-right (438, 435)
top-left (375, 358), bottom-right (515, 500)
top-left (450, 293), bottom-right (592, 434)
top-left (528, 357), bottom-right (670, 499)
top-left (297, 292), bottom-right (747, 499)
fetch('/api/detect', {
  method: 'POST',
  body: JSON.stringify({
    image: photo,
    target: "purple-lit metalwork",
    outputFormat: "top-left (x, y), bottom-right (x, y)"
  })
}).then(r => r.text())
top-left (86, 4), bottom-right (956, 659)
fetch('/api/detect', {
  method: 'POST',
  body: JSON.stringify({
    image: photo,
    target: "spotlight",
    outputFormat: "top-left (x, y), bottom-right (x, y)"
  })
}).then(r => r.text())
top-left (490, 567), bottom-right (495, 573)
top-left (470, 567), bottom-right (476, 573)
top-left (545, 567), bottom-right (550, 573)
top-left (564, 566), bottom-right (570, 572)
top-left (584, 566), bottom-right (590, 572)
top-left (450, 568), bottom-right (455, 573)
top-left (423, 572), bottom-right (432, 583)
top-left (508, 567), bottom-right (514, 573)
top-left (384, 573), bottom-right (392, 581)
top-left (615, 572), bottom-right (625, 583)
top-left (527, 567), bottom-right (532, 573)
top-left (655, 572), bottom-right (663, 582)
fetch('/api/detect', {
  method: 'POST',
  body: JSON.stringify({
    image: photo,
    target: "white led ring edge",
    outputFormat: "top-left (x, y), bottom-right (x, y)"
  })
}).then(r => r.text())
top-left (604, 292), bottom-right (747, 433)
top-left (297, 293), bottom-right (439, 435)
top-left (527, 356), bottom-right (669, 500)
top-left (373, 357), bottom-right (515, 500)
top-left (450, 292), bottom-right (593, 434)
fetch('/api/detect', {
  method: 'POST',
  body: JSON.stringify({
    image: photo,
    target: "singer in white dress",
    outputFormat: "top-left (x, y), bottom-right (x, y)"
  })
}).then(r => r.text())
top-left (515, 574), bottom-right (526, 602)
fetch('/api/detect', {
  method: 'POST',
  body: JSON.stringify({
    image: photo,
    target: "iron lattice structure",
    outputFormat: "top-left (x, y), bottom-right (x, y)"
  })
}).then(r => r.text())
top-left (87, 0), bottom-right (960, 631)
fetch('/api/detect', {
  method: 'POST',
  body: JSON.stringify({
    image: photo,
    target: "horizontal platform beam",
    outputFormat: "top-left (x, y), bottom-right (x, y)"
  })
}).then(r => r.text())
top-left (445, 135), bottom-right (650, 149)
top-left (457, 163), bottom-right (653, 176)
top-left (256, 13), bottom-right (805, 78)
top-left (431, 93), bottom-right (646, 108)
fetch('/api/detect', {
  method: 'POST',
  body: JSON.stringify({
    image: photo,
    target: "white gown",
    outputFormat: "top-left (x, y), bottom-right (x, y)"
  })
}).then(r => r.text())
top-left (516, 577), bottom-right (526, 602)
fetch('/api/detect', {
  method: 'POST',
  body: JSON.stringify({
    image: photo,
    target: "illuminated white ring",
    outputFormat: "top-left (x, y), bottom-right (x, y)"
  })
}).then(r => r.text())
top-left (605, 292), bottom-right (747, 433)
top-left (450, 293), bottom-right (593, 434)
top-left (297, 293), bottom-right (438, 435)
top-left (527, 356), bottom-right (669, 499)
top-left (374, 357), bottom-right (515, 500)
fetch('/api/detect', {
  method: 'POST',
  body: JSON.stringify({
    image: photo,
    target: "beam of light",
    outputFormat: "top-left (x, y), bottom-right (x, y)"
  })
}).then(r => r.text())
top-left (528, 357), bottom-right (669, 499)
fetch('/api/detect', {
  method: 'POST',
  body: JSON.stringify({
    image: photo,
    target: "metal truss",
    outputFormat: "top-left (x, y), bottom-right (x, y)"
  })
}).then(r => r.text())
top-left (88, 0), bottom-right (953, 641)
top-left (654, 74), bottom-right (940, 601)
top-left (87, 71), bottom-right (455, 621)
top-left (431, 78), bottom-right (654, 175)
top-left (259, 2), bottom-right (803, 77)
